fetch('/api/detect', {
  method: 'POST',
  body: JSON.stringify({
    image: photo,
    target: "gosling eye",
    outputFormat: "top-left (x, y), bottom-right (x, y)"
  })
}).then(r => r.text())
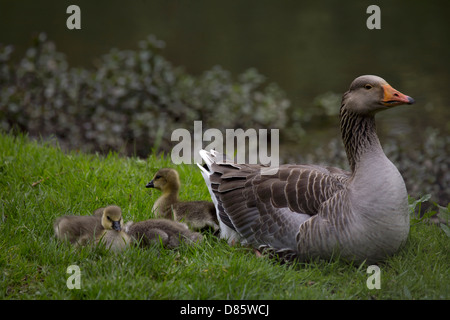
top-left (364, 84), bottom-right (373, 90)
top-left (154, 175), bottom-right (162, 180)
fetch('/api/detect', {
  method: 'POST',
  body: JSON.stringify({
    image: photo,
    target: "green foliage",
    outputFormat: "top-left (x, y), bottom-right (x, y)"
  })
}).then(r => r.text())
top-left (0, 33), bottom-right (290, 157)
top-left (0, 132), bottom-right (448, 300)
top-left (409, 194), bottom-right (450, 237)
top-left (391, 128), bottom-right (450, 206)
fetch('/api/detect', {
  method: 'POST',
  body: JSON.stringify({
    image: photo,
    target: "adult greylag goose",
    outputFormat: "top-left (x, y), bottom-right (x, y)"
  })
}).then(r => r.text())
top-left (146, 168), bottom-right (219, 231)
top-left (198, 75), bottom-right (414, 263)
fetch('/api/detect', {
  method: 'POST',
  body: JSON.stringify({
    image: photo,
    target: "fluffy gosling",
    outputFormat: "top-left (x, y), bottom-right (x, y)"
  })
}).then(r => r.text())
top-left (54, 205), bottom-right (130, 251)
top-left (146, 168), bottom-right (219, 231)
top-left (96, 205), bottom-right (131, 252)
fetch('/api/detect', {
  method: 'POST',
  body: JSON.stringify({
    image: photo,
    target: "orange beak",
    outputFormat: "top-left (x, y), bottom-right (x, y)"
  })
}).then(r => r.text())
top-left (381, 84), bottom-right (415, 106)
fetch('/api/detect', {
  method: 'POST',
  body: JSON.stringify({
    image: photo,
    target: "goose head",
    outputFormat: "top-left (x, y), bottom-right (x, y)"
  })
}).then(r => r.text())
top-left (341, 75), bottom-right (414, 116)
top-left (101, 205), bottom-right (124, 231)
top-left (146, 168), bottom-right (180, 193)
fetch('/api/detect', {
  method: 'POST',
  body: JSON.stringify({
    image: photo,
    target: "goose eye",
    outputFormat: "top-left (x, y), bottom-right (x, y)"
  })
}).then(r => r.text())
top-left (155, 175), bottom-right (161, 180)
top-left (364, 84), bottom-right (373, 90)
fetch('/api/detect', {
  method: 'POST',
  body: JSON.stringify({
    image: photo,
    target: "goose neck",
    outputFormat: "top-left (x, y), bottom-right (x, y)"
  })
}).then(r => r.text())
top-left (162, 188), bottom-right (179, 201)
top-left (340, 109), bottom-right (383, 173)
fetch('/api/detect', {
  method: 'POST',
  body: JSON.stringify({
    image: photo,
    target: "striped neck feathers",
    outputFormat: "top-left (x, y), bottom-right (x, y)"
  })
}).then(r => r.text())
top-left (339, 100), bottom-right (382, 173)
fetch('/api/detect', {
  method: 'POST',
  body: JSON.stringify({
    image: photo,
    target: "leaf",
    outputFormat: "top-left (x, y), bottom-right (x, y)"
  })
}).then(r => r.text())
top-left (437, 204), bottom-right (450, 222)
top-left (409, 194), bottom-right (434, 224)
top-left (440, 223), bottom-right (450, 238)
top-left (408, 194), bottom-right (431, 209)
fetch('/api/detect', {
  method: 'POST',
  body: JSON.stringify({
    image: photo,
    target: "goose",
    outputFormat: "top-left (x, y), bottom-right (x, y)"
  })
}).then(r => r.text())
top-left (125, 218), bottom-right (203, 248)
top-left (198, 75), bottom-right (414, 264)
top-left (146, 168), bottom-right (219, 231)
top-left (95, 205), bottom-right (131, 252)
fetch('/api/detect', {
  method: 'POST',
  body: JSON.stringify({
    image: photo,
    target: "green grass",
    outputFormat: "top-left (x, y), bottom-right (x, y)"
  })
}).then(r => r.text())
top-left (0, 132), bottom-right (448, 300)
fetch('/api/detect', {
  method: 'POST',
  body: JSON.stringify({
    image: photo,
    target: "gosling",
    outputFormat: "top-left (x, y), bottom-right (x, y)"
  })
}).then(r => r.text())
top-left (146, 168), bottom-right (219, 231)
top-left (95, 205), bottom-right (131, 252)
top-left (125, 219), bottom-right (203, 248)
top-left (54, 205), bottom-right (130, 251)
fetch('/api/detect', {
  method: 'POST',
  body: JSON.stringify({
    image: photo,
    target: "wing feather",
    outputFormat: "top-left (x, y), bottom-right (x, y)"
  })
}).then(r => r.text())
top-left (215, 163), bottom-right (346, 225)
top-left (201, 150), bottom-right (350, 252)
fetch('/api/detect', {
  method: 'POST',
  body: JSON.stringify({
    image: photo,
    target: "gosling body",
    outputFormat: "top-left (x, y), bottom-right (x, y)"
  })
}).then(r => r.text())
top-left (125, 219), bottom-right (203, 248)
top-left (147, 168), bottom-right (219, 231)
top-left (54, 205), bottom-right (130, 251)
top-left (54, 215), bottom-right (103, 245)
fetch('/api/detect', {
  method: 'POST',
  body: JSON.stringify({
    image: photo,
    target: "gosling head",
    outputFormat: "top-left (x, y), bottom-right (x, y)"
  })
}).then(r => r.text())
top-left (341, 75), bottom-right (414, 116)
top-left (145, 168), bottom-right (180, 193)
top-left (101, 205), bottom-right (123, 231)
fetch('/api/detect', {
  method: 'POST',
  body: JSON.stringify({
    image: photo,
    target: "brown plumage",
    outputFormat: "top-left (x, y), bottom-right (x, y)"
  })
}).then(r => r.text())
top-left (54, 205), bottom-right (130, 251)
top-left (125, 219), bottom-right (203, 248)
top-left (146, 168), bottom-right (219, 231)
top-left (54, 215), bottom-right (103, 245)
top-left (92, 207), bottom-right (105, 217)
top-left (95, 205), bottom-right (131, 252)
top-left (199, 75), bottom-right (414, 263)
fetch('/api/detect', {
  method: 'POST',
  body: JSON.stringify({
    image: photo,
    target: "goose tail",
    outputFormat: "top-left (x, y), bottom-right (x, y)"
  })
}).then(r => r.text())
top-left (197, 149), bottom-right (242, 244)
top-left (197, 149), bottom-right (219, 213)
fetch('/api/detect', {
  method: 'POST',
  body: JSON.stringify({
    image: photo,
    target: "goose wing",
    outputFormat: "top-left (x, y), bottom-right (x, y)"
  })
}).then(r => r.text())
top-left (200, 150), bottom-right (349, 249)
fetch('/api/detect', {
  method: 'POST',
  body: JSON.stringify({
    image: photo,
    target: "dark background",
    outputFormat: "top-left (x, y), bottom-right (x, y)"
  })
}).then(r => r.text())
top-left (1, 0), bottom-right (449, 130)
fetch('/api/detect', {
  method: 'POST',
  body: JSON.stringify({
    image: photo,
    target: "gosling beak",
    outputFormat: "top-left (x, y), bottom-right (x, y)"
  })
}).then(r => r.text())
top-left (112, 221), bottom-right (121, 231)
top-left (145, 180), bottom-right (154, 188)
top-left (381, 84), bottom-right (415, 106)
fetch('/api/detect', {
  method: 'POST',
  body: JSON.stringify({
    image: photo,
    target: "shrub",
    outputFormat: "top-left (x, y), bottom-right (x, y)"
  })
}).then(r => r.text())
top-left (0, 33), bottom-right (290, 156)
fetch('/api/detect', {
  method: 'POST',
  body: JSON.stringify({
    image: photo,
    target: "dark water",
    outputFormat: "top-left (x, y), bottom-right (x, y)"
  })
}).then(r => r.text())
top-left (1, 1), bottom-right (449, 151)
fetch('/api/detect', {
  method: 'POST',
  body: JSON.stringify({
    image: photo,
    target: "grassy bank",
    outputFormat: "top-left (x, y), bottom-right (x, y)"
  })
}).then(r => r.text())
top-left (0, 133), bottom-right (448, 299)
